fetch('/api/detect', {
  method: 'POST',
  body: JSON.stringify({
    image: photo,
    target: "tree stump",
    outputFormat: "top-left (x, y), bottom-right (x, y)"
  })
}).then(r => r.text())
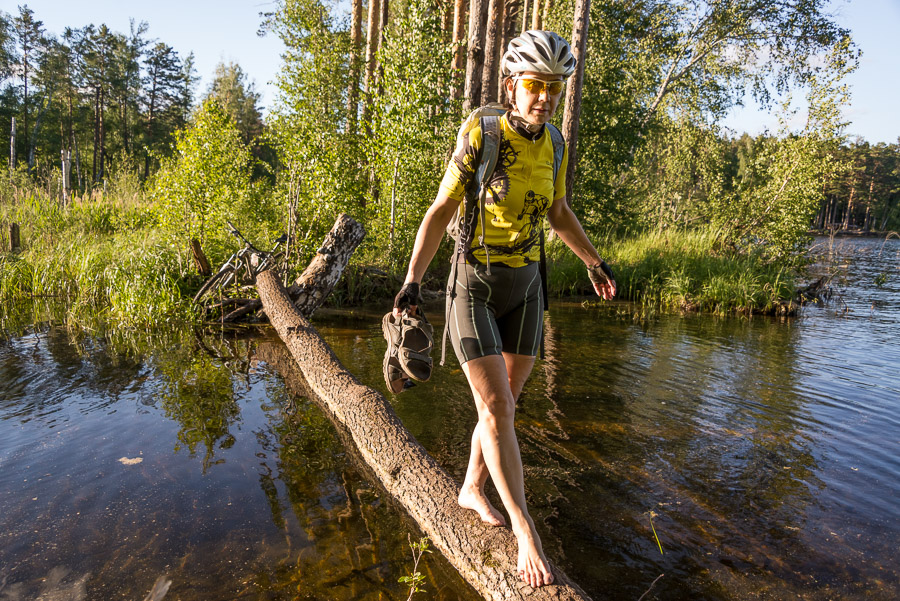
top-left (190, 239), bottom-right (211, 276)
top-left (256, 270), bottom-right (594, 601)
top-left (8, 222), bottom-right (20, 252)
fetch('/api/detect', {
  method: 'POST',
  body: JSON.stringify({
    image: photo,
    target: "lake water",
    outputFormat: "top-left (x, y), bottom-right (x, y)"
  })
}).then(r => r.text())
top-left (1, 236), bottom-right (898, 600)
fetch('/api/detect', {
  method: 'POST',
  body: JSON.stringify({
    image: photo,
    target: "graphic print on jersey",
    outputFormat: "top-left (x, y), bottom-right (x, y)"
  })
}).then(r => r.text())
top-left (484, 137), bottom-right (517, 210)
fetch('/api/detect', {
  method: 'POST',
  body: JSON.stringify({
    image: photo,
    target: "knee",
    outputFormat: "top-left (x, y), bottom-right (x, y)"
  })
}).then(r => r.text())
top-left (478, 394), bottom-right (516, 427)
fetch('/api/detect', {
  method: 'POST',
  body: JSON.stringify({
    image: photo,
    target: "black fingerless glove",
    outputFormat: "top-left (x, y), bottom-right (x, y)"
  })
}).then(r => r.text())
top-left (588, 261), bottom-right (615, 287)
top-left (394, 282), bottom-right (421, 311)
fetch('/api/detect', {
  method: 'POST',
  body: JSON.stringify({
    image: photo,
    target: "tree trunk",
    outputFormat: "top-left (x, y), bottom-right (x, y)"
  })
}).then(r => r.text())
top-left (450, 0), bottom-right (468, 100)
top-left (377, 0), bottom-right (389, 96)
top-left (482, 0), bottom-right (505, 105)
top-left (463, 0), bottom-right (489, 112)
top-left (8, 117), bottom-right (15, 170)
top-left (214, 214), bottom-right (365, 323)
top-left (285, 214), bottom-right (366, 316)
top-left (28, 88), bottom-right (53, 172)
top-left (500, 0), bottom-right (520, 65)
top-left (521, 0), bottom-right (530, 34)
top-left (7, 223), bottom-right (21, 252)
top-left (191, 239), bottom-right (211, 276)
top-left (361, 0), bottom-right (382, 134)
top-left (98, 88), bottom-right (106, 182)
top-left (561, 0), bottom-right (590, 204)
top-left (254, 271), bottom-right (595, 601)
top-left (541, 0), bottom-right (554, 28)
top-left (843, 176), bottom-right (856, 230)
top-left (346, 0), bottom-right (363, 134)
top-left (441, 0), bottom-right (454, 39)
top-left (531, 0), bottom-right (541, 29)
top-left (92, 88), bottom-right (100, 183)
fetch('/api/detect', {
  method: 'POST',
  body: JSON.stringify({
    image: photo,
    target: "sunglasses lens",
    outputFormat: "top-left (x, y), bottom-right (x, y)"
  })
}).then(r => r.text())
top-left (520, 79), bottom-right (564, 95)
top-left (521, 79), bottom-right (541, 93)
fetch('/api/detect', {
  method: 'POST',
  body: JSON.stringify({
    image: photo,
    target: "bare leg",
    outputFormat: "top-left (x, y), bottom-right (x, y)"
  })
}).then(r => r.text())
top-left (458, 422), bottom-right (506, 526)
top-left (460, 354), bottom-right (553, 588)
top-left (458, 352), bottom-right (534, 527)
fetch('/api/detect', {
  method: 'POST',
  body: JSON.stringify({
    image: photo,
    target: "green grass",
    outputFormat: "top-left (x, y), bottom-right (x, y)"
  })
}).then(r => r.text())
top-left (1, 189), bottom-right (198, 328)
top-left (1, 183), bottom-right (800, 329)
top-left (547, 226), bottom-right (796, 315)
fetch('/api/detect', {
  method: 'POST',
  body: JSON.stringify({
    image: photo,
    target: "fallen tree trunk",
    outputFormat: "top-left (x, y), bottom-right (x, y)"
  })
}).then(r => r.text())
top-left (256, 269), bottom-right (594, 601)
top-left (218, 214), bottom-right (366, 323)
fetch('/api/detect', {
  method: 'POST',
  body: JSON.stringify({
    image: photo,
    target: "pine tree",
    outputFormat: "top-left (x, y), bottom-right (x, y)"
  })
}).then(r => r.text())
top-left (12, 5), bottom-right (46, 170)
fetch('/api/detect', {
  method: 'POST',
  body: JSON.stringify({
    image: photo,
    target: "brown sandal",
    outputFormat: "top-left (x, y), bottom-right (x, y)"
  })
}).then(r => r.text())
top-left (397, 308), bottom-right (433, 382)
top-left (382, 312), bottom-right (409, 394)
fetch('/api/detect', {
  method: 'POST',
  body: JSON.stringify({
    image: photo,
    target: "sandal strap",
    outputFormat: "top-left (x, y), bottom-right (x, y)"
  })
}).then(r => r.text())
top-left (399, 348), bottom-right (432, 363)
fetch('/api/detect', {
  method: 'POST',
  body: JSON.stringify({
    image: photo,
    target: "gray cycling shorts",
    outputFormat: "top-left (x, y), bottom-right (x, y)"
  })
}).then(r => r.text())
top-left (447, 261), bottom-right (544, 364)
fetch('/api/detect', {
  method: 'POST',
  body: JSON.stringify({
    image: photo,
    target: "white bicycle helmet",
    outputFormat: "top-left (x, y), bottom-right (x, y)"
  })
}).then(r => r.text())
top-left (501, 30), bottom-right (576, 78)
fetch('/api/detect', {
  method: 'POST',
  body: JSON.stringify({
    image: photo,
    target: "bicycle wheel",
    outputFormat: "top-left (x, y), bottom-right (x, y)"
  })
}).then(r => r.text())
top-left (193, 266), bottom-right (237, 304)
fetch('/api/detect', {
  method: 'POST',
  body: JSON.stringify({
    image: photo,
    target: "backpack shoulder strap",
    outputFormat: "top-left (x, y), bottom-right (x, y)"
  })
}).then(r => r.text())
top-left (545, 122), bottom-right (565, 184)
top-left (475, 115), bottom-right (502, 190)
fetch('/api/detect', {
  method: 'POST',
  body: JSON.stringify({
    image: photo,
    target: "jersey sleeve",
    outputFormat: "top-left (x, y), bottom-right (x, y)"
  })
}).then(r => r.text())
top-left (554, 142), bottom-right (569, 201)
top-left (439, 125), bottom-right (482, 202)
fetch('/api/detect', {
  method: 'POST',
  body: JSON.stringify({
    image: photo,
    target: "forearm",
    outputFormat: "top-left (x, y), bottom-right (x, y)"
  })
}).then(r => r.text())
top-left (404, 191), bottom-right (460, 284)
top-left (547, 200), bottom-right (603, 266)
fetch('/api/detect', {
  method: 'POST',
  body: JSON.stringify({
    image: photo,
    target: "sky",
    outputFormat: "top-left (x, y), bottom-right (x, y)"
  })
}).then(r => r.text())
top-left (12, 0), bottom-right (900, 144)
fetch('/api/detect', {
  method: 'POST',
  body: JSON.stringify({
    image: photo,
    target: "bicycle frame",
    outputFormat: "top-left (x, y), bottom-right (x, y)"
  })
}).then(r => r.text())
top-left (193, 223), bottom-right (288, 305)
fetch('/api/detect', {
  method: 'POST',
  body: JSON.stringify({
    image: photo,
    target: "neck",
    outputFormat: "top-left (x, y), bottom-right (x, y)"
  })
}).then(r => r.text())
top-left (508, 112), bottom-right (544, 139)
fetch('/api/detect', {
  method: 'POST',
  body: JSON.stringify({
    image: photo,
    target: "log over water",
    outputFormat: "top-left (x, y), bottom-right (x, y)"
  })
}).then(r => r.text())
top-left (256, 269), bottom-right (594, 601)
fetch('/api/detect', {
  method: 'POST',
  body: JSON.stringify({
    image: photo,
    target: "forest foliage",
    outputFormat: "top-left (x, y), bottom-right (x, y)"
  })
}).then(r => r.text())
top-left (1, 0), bottom-right (899, 316)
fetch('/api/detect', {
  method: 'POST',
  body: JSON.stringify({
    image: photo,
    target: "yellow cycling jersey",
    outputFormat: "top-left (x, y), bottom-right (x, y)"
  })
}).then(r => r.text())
top-left (439, 113), bottom-right (568, 268)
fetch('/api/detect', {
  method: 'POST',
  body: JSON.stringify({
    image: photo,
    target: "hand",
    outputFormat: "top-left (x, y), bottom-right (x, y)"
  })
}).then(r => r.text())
top-left (588, 261), bottom-right (617, 301)
top-left (393, 282), bottom-right (421, 315)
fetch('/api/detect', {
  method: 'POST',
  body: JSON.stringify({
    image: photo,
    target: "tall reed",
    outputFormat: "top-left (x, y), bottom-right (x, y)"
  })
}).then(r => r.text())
top-left (547, 226), bottom-right (796, 314)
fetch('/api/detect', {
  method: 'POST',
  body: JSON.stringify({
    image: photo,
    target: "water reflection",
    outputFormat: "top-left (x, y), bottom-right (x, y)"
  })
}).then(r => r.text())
top-left (1, 237), bottom-right (898, 600)
top-left (0, 323), bottom-right (473, 600)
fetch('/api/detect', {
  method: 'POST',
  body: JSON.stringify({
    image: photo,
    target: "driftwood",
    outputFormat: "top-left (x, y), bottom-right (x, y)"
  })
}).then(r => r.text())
top-left (213, 214), bottom-right (365, 323)
top-left (256, 269), bottom-right (593, 601)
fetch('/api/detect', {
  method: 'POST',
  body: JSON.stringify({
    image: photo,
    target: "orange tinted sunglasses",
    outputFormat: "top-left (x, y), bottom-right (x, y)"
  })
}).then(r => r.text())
top-left (517, 78), bottom-right (566, 96)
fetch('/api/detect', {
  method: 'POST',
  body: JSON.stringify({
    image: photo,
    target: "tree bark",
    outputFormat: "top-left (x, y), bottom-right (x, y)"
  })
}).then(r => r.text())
top-left (561, 0), bottom-right (590, 204)
top-left (285, 214), bottom-right (366, 316)
top-left (482, 0), bottom-right (504, 104)
top-left (213, 214), bottom-right (365, 323)
top-left (441, 0), bottom-right (454, 39)
top-left (346, 0), bottom-right (364, 134)
top-left (541, 0), bottom-right (554, 28)
top-left (8, 117), bottom-right (15, 170)
top-left (463, 0), bottom-right (489, 112)
top-left (255, 271), bottom-right (595, 601)
top-left (361, 0), bottom-right (382, 134)
top-left (450, 0), bottom-right (468, 100)
top-left (500, 0), bottom-right (520, 64)
top-left (190, 239), bottom-right (211, 276)
top-left (7, 223), bottom-right (21, 252)
top-left (531, 0), bottom-right (541, 29)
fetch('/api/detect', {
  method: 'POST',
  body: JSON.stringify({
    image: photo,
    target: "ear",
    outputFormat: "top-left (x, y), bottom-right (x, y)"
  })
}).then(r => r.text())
top-left (504, 77), bottom-right (516, 98)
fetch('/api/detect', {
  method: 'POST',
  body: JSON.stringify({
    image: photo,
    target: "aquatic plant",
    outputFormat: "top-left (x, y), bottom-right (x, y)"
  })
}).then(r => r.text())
top-left (398, 534), bottom-right (432, 601)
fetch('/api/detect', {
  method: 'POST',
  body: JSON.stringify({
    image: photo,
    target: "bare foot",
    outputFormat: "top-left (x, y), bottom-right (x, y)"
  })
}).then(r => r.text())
top-left (458, 486), bottom-right (506, 527)
top-left (515, 530), bottom-right (554, 588)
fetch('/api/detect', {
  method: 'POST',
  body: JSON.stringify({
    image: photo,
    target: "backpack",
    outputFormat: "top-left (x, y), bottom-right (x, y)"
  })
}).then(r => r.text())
top-left (441, 106), bottom-right (566, 365)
